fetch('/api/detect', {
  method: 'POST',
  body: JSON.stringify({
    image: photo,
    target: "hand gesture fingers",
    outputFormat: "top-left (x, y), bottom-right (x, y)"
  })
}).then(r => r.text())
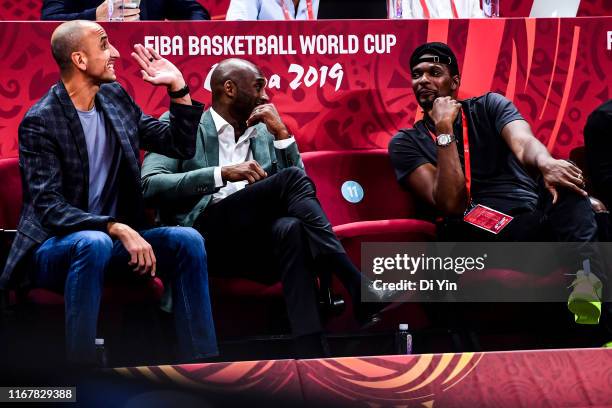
top-left (131, 45), bottom-right (152, 72)
top-left (149, 249), bottom-right (157, 277)
top-left (545, 183), bottom-right (559, 205)
top-left (130, 44), bottom-right (183, 88)
top-left (247, 104), bottom-right (274, 126)
top-left (248, 160), bottom-right (267, 179)
top-left (559, 179), bottom-right (588, 198)
top-left (123, 8), bottom-right (140, 17)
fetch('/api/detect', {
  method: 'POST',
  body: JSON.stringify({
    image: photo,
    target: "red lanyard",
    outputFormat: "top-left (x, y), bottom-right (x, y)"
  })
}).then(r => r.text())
top-left (427, 109), bottom-right (471, 201)
top-left (281, 0), bottom-right (315, 20)
top-left (418, 0), bottom-right (459, 18)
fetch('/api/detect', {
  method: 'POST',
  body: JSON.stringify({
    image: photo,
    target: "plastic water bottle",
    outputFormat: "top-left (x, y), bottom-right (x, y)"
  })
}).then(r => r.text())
top-left (483, 0), bottom-right (500, 17)
top-left (396, 323), bottom-right (413, 354)
top-left (95, 338), bottom-right (109, 368)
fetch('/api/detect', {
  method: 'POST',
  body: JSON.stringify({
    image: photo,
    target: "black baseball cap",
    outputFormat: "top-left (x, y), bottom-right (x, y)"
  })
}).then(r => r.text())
top-left (410, 42), bottom-right (460, 76)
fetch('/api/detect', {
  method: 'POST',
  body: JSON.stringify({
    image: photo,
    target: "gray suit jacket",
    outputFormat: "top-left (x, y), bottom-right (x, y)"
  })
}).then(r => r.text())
top-left (141, 109), bottom-right (303, 227)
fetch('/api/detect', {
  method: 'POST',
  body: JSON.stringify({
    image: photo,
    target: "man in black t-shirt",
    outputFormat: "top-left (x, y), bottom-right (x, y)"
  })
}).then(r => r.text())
top-left (585, 100), bottom-right (612, 217)
top-left (388, 42), bottom-right (607, 326)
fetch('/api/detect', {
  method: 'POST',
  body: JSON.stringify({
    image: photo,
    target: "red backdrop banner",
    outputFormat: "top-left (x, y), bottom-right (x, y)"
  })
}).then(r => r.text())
top-left (1, 1), bottom-right (612, 20)
top-left (0, 18), bottom-right (611, 159)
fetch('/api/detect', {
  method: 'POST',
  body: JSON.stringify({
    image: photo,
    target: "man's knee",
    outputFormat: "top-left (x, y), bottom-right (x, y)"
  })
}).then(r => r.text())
top-left (272, 217), bottom-right (305, 243)
top-left (162, 227), bottom-right (206, 253)
top-left (72, 231), bottom-right (113, 260)
top-left (279, 167), bottom-right (315, 192)
top-left (274, 216), bottom-right (302, 233)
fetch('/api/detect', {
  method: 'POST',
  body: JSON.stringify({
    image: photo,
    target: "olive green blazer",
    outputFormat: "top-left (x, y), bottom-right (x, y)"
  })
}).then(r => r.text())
top-left (141, 109), bottom-right (303, 227)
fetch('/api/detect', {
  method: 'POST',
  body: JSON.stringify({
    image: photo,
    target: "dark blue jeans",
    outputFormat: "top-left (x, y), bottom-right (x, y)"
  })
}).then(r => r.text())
top-left (33, 227), bottom-right (218, 364)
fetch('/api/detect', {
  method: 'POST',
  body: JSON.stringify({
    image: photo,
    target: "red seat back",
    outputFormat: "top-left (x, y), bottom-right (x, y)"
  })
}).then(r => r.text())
top-left (0, 158), bottom-right (21, 229)
top-left (302, 149), bottom-right (416, 227)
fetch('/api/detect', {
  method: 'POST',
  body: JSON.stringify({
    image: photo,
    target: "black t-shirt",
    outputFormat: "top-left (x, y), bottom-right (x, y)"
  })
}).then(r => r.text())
top-left (389, 92), bottom-right (538, 216)
top-left (584, 99), bottom-right (612, 210)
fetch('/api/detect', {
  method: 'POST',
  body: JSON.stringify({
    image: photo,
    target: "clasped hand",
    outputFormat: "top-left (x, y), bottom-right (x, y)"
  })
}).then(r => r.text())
top-left (429, 96), bottom-right (462, 131)
top-left (221, 160), bottom-right (268, 184)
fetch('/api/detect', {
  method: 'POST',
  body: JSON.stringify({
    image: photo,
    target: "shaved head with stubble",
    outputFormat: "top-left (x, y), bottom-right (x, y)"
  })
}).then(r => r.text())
top-left (51, 20), bottom-right (97, 73)
top-left (210, 58), bottom-right (269, 131)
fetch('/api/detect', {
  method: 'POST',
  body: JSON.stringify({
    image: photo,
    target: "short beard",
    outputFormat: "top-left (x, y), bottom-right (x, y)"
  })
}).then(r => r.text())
top-left (419, 99), bottom-right (434, 113)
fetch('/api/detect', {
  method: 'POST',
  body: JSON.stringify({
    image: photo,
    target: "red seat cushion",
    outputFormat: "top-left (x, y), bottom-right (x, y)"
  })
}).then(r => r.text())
top-left (209, 277), bottom-right (283, 298)
top-left (333, 219), bottom-right (436, 268)
top-left (0, 158), bottom-right (21, 229)
top-left (333, 219), bottom-right (436, 239)
top-left (459, 268), bottom-right (566, 289)
top-left (24, 278), bottom-right (165, 306)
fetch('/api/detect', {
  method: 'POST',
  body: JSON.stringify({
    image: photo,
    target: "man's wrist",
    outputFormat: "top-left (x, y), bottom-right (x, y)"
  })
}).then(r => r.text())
top-left (168, 78), bottom-right (187, 93)
top-left (535, 153), bottom-right (553, 172)
top-left (107, 221), bottom-right (118, 237)
top-left (274, 126), bottom-right (290, 140)
top-left (220, 166), bottom-right (229, 182)
top-left (435, 121), bottom-right (453, 135)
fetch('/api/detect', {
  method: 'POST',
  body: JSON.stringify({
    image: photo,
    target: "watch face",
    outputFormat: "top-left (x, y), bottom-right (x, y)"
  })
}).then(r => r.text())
top-left (437, 134), bottom-right (451, 146)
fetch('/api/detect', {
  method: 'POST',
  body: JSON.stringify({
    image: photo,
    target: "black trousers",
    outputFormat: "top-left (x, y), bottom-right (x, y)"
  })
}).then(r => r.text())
top-left (438, 181), bottom-right (608, 294)
top-left (194, 167), bottom-right (347, 337)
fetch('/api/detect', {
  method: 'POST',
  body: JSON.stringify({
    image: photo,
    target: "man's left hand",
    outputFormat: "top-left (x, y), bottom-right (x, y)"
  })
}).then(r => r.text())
top-left (131, 44), bottom-right (186, 92)
top-left (539, 157), bottom-right (588, 204)
top-left (246, 104), bottom-right (290, 140)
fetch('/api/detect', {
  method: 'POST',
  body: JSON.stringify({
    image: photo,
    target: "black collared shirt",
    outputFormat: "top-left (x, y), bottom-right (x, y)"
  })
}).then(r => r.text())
top-left (389, 92), bottom-right (538, 217)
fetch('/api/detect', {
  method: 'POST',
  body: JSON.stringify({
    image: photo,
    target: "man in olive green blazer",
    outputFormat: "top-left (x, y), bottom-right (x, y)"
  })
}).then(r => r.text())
top-left (142, 58), bottom-right (388, 358)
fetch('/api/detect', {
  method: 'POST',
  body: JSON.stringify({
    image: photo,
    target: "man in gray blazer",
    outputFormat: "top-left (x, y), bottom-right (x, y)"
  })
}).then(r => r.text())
top-left (142, 58), bottom-right (391, 357)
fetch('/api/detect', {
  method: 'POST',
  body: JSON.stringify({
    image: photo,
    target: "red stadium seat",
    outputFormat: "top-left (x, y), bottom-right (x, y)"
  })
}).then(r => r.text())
top-left (302, 150), bottom-right (435, 331)
top-left (302, 149), bottom-right (436, 267)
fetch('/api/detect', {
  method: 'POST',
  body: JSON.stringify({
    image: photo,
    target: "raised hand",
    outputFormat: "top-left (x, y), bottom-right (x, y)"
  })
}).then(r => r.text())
top-left (130, 44), bottom-right (185, 92)
top-left (429, 96), bottom-right (462, 133)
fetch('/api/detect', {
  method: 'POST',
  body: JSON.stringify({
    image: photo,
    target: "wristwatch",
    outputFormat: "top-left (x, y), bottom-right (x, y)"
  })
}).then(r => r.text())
top-left (436, 133), bottom-right (456, 147)
top-left (168, 84), bottom-right (190, 99)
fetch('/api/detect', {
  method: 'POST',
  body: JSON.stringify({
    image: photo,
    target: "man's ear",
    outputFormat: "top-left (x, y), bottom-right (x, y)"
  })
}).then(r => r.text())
top-left (71, 51), bottom-right (87, 72)
top-left (224, 80), bottom-right (235, 98)
top-left (450, 74), bottom-right (461, 91)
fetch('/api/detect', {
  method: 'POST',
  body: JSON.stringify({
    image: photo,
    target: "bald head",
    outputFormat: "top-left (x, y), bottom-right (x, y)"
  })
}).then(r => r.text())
top-left (210, 58), bottom-right (261, 100)
top-left (51, 20), bottom-right (99, 73)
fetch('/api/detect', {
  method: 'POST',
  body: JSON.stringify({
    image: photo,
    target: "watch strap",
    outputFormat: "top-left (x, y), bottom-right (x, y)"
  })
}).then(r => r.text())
top-left (168, 84), bottom-right (190, 99)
